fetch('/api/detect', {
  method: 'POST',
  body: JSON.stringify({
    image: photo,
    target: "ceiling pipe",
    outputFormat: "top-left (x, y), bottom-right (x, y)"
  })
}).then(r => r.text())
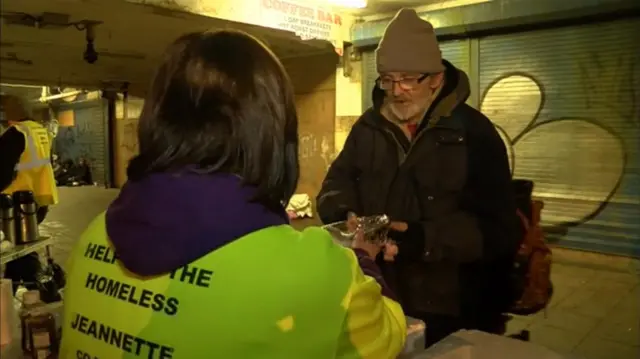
top-left (36, 90), bottom-right (83, 103)
top-left (0, 83), bottom-right (43, 88)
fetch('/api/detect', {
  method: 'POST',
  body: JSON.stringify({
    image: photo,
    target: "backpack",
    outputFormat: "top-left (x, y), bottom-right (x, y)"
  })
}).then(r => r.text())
top-left (508, 199), bottom-right (553, 315)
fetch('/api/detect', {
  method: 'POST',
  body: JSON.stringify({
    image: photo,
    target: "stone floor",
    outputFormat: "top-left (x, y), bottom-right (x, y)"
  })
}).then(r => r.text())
top-left (39, 186), bottom-right (120, 268)
top-left (41, 186), bottom-right (640, 359)
top-left (505, 249), bottom-right (640, 359)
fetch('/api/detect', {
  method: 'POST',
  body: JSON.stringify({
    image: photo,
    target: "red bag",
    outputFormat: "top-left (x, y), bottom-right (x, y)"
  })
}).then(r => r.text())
top-left (509, 200), bottom-right (553, 315)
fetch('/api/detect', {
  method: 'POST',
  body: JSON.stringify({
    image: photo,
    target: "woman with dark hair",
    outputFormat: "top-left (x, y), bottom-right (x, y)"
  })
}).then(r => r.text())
top-left (59, 31), bottom-right (406, 358)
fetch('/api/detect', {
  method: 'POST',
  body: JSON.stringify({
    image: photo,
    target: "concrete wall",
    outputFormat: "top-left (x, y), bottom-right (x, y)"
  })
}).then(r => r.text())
top-left (334, 58), bottom-right (363, 154)
top-left (113, 96), bottom-right (143, 188)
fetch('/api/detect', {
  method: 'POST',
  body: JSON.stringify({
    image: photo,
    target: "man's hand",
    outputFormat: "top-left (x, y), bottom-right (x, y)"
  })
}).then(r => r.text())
top-left (350, 214), bottom-right (403, 261)
top-left (389, 221), bottom-right (408, 232)
top-left (382, 241), bottom-right (398, 261)
top-left (346, 211), bottom-right (359, 232)
top-left (349, 212), bottom-right (384, 259)
top-left (383, 221), bottom-right (407, 261)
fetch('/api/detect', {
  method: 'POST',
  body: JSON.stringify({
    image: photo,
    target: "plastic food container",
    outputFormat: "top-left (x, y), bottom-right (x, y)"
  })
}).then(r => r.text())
top-left (408, 330), bottom-right (583, 359)
top-left (322, 214), bottom-right (390, 246)
top-left (0, 279), bottom-right (17, 347)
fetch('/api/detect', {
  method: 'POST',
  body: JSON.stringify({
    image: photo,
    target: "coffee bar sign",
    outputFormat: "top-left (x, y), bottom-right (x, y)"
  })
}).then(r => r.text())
top-left (127, 0), bottom-right (348, 54)
top-left (261, 0), bottom-right (343, 39)
top-left (259, 0), bottom-right (346, 54)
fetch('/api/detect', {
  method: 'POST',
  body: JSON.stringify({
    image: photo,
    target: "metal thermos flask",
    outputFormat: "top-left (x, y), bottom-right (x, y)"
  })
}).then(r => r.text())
top-left (0, 194), bottom-right (16, 243)
top-left (13, 191), bottom-right (39, 244)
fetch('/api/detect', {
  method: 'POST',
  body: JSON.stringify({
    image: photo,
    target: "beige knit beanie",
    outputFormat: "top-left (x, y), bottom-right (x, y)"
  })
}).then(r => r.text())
top-left (376, 8), bottom-right (445, 74)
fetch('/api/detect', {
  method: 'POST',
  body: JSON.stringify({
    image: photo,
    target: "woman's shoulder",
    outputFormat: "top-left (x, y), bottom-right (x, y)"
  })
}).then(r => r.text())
top-left (234, 224), bottom-right (356, 277)
top-left (247, 224), bottom-right (349, 254)
top-left (205, 225), bottom-right (358, 314)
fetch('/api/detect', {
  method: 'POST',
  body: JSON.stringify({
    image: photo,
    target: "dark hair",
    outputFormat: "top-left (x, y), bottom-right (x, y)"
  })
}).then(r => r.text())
top-left (127, 30), bottom-right (299, 209)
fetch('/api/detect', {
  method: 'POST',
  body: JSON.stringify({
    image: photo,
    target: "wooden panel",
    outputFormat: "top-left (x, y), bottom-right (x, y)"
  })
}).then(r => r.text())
top-left (113, 117), bottom-right (139, 188)
top-left (282, 53), bottom-right (338, 93)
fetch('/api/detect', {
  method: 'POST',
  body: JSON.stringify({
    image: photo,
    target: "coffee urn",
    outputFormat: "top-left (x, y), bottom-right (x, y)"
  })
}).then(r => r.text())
top-left (13, 191), bottom-right (39, 244)
top-left (0, 194), bottom-right (16, 244)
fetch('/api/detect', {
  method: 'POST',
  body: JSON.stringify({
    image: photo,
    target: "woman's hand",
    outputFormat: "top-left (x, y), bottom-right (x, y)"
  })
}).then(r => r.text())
top-left (348, 213), bottom-right (383, 259)
top-left (346, 211), bottom-right (359, 232)
top-left (352, 228), bottom-right (385, 259)
top-left (349, 213), bottom-right (400, 261)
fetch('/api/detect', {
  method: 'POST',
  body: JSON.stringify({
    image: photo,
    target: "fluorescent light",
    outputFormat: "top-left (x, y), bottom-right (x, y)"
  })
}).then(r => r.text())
top-left (328, 0), bottom-right (367, 9)
top-left (413, 0), bottom-right (491, 12)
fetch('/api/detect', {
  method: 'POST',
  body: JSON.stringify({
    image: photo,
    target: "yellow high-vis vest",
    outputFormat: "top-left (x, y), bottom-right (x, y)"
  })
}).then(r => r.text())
top-left (60, 217), bottom-right (407, 359)
top-left (2, 120), bottom-right (58, 206)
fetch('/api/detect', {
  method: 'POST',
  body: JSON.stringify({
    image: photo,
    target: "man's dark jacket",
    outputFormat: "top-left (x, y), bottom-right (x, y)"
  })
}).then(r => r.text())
top-left (317, 61), bottom-right (522, 317)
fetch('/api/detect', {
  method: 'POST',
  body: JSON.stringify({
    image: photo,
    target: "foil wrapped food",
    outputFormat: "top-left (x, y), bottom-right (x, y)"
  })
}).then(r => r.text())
top-left (322, 214), bottom-right (390, 246)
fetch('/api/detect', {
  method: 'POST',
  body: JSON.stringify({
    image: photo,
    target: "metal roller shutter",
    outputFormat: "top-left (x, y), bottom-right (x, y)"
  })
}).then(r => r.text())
top-left (439, 40), bottom-right (471, 76)
top-left (57, 99), bottom-right (110, 187)
top-left (361, 49), bottom-right (377, 111)
top-left (361, 40), bottom-right (471, 110)
top-left (478, 18), bottom-right (640, 257)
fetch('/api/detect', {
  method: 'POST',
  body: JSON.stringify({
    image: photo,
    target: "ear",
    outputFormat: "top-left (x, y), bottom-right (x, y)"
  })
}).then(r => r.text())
top-left (429, 72), bottom-right (445, 88)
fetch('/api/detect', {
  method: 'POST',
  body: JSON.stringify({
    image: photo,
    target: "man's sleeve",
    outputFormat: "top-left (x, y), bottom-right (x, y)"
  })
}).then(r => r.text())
top-left (465, 112), bottom-right (521, 260)
top-left (316, 128), bottom-right (361, 224)
top-left (0, 127), bottom-right (26, 191)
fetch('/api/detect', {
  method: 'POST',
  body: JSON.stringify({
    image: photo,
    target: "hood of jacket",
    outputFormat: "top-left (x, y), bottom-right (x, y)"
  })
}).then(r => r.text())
top-left (105, 172), bottom-right (288, 277)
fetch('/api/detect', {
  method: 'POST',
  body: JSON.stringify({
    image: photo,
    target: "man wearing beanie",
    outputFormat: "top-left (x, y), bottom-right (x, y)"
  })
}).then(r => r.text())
top-left (317, 9), bottom-right (521, 347)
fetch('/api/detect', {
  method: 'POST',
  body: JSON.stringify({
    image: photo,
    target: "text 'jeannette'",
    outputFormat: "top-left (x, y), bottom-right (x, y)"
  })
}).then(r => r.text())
top-left (70, 313), bottom-right (174, 359)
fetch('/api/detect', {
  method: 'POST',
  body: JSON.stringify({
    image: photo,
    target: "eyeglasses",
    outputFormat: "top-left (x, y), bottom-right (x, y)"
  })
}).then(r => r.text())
top-left (376, 74), bottom-right (429, 91)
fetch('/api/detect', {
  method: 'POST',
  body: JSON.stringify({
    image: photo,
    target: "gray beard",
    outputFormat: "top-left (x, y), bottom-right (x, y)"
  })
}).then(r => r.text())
top-left (383, 100), bottom-right (430, 124)
top-left (389, 104), bottom-right (414, 122)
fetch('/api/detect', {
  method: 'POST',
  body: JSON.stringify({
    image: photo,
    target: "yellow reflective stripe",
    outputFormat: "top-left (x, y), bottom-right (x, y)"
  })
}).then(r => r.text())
top-left (342, 249), bottom-right (407, 358)
top-left (14, 124), bottom-right (51, 171)
top-left (15, 158), bottom-right (51, 171)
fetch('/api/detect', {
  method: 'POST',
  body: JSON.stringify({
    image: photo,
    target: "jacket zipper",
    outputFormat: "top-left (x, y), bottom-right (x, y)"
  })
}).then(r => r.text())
top-left (378, 118), bottom-right (459, 222)
top-left (384, 123), bottom-right (432, 166)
